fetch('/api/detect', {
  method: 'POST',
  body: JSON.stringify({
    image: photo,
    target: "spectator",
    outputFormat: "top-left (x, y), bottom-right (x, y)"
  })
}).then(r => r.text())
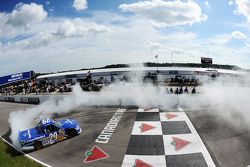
top-left (184, 87), bottom-right (188, 94)
top-left (170, 88), bottom-right (173, 93)
top-left (192, 87), bottom-right (196, 94)
top-left (175, 88), bottom-right (179, 94)
top-left (46, 86), bottom-right (50, 94)
top-left (179, 87), bottom-right (183, 94)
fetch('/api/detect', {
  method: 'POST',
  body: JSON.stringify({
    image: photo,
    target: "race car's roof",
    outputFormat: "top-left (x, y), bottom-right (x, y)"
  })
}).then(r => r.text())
top-left (40, 118), bottom-right (54, 126)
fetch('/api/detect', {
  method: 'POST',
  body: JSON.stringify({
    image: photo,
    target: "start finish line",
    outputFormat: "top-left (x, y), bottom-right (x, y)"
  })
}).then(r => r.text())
top-left (95, 109), bottom-right (126, 144)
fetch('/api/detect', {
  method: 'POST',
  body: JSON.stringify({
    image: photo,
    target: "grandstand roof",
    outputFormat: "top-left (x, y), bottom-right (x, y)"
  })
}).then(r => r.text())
top-left (36, 67), bottom-right (245, 79)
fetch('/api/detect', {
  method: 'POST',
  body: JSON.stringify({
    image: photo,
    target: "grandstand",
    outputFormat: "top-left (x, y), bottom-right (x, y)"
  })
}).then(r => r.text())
top-left (36, 66), bottom-right (244, 85)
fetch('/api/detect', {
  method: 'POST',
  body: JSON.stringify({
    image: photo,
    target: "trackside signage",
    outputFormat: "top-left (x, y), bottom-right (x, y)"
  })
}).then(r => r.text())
top-left (0, 71), bottom-right (32, 86)
top-left (95, 109), bottom-right (126, 144)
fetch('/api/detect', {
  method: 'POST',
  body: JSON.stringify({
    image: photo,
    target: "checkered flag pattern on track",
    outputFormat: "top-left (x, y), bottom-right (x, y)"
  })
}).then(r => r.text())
top-left (122, 107), bottom-right (215, 167)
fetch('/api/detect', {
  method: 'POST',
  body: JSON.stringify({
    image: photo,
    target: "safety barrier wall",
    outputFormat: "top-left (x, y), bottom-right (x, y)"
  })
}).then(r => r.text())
top-left (0, 95), bottom-right (140, 108)
top-left (0, 95), bottom-right (66, 105)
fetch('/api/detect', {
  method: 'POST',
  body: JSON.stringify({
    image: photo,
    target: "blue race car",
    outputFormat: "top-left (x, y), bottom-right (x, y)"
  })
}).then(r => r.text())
top-left (18, 118), bottom-right (82, 150)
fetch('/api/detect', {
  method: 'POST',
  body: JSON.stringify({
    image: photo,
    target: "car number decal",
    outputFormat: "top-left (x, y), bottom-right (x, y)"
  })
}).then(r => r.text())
top-left (49, 132), bottom-right (57, 143)
top-left (42, 118), bottom-right (51, 124)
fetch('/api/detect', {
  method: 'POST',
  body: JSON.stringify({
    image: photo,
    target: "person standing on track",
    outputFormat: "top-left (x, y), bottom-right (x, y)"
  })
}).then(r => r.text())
top-left (192, 87), bottom-right (196, 94)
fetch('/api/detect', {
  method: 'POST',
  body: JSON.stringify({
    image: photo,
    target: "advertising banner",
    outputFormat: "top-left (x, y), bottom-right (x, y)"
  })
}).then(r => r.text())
top-left (0, 71), bottom-right (32, 86)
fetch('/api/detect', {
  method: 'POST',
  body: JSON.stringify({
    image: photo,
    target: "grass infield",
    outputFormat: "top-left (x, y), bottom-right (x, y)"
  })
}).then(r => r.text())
top-left (0, 139), bottom-right (42, 167)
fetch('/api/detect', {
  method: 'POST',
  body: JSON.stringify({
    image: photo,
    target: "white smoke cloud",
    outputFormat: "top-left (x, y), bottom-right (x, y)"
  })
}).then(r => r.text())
top-left (178, 75), bottom-right (250, 127)
top-left (8, 72), bottom-right (250, 150)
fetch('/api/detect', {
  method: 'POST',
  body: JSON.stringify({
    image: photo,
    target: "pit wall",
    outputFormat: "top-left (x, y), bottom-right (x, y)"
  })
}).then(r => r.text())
top-left (0, 95), bottom-right (66, 105)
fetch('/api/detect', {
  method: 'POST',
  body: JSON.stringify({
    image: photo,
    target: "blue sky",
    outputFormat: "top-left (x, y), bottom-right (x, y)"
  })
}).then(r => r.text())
top-left (0, 0), bottom-right (250, 75)
top-left (0, 0), bottom-right (136, 16)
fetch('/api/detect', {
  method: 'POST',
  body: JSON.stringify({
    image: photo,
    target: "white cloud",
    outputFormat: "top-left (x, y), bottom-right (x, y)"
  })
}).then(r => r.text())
top-left (119, 0), bottom-right (207, 27)
top-left (234, 0), bottom-right (250, 21)
top-left (145, 41), bottom-right (162, 51)
top-left (231, 30), bottom-right (247, 39)
top-left (8, 18), bottom-right (109, 49)
top-left (56, 19), bottom-right (109, 38)
top-left (15, 31), bottom-right (55, 49)
top-left (207, 31), bottom-right (247, 45)
top-left (208, 34), bottom-right (232, 45)
top-left (233, 9), bottom-right (238, 15)
top-left (205, 1), bottom-right (211, 8)
top-left (49, 8), bottom-right (54, 12)
top-left (6, 3), bottom-right (47, 27)
top-left (229, 1), bottom-right (234, 6)
top-left (57, 21), bottom-right (77, 37)
top-left (73, 0), bottom-right (87, 11)
top-left (246, 43), bottom-right (250, 47)
top-left (0, 10), bottom-right (250, 75)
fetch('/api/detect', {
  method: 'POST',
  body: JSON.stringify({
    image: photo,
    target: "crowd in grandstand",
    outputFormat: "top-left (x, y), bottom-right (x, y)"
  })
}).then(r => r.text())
top-left (0, 80), bottom-right (74, 96)
top-left (168, 76), bottom-right (199, 86)
top-left (1, 71), bottom-right (197, 95)
top-left (0, 71), bottom-right (102, 95)
top-left (1, 80), bottom-right (35, 96)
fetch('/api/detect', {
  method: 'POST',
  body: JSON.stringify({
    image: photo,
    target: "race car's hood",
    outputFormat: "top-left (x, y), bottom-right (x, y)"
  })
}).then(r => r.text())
top-left (59, 119), bottom-right (78, 129)
top-left (18, 128), bottom-right (38, 142)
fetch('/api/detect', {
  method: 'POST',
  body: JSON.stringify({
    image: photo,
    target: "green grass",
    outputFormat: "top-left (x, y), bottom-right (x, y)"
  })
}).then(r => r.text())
top-left (0, 139), bottom-right (42, 167)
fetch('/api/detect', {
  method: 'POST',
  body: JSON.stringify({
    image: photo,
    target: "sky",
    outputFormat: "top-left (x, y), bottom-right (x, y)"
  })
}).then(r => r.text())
top-left (0, 0), bottom-right (250, 75)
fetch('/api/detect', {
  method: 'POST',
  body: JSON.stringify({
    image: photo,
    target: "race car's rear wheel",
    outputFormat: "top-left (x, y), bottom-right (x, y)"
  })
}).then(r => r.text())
top-left (34, 141), bottom-right (43, 150)
top-left (67, 129), bottom-right (77, 138)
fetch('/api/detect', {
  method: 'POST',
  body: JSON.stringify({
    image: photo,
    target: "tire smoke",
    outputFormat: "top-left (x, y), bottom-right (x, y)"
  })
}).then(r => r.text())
top-left (8, 73), bottom-right (250, 149)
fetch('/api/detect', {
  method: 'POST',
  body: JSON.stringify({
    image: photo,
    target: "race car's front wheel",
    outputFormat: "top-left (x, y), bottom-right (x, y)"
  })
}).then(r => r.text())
top-left (67, 129), bottom-right (77, 138)
top-left (34, 141), bottom-right (43, 150)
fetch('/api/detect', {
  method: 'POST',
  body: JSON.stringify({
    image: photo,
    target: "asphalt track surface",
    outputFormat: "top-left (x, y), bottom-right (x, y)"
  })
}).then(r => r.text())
top-left (1, 102), bottom-right (250, 167)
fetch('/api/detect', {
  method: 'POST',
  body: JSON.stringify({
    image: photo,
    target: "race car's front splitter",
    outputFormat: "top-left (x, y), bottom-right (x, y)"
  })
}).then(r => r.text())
top-left (22, 145), bottom-right (35, 151)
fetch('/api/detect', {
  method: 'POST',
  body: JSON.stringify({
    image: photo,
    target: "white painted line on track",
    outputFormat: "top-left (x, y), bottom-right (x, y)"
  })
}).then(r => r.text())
top-left (177, 105), bottom-right (184, 112)
top-left (0, 136), bottom-right (53, 167)
top-left (177, 107), bottom-right (216, 167)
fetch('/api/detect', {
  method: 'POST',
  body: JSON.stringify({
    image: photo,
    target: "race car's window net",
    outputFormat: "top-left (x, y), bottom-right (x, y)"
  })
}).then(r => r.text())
top-left (45, 125), bottom-right (57, 133)
top-left (36, 122), bottom-right (45, 134)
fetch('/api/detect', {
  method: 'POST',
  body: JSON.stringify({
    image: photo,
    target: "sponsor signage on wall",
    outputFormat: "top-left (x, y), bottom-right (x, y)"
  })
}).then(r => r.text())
top-left (4, 97), bottom-right (15, 102)
top-left (0, 71), bottom-right (32, 86)
top-left (28, 97), bottom-right (40, 104)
